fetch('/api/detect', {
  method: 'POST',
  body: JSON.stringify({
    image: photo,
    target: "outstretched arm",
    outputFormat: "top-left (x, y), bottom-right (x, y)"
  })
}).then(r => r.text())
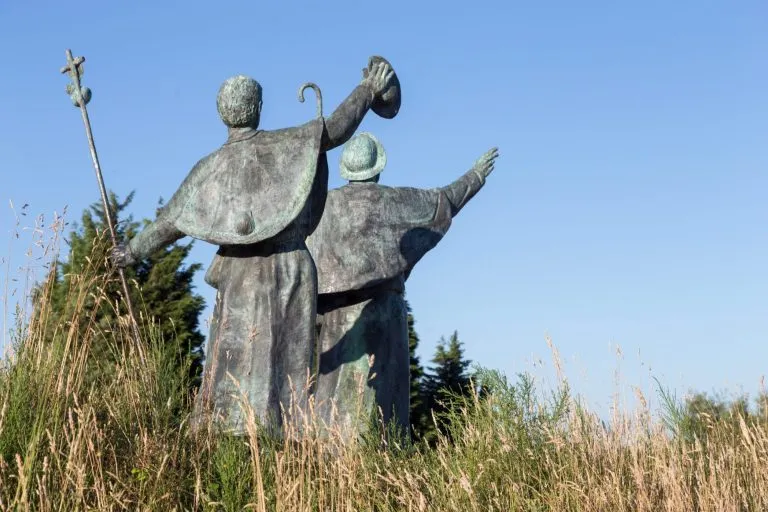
top-left (320, 61), bottom-right (395, 151)
top-left (440, 168), bottom-right (486, 217)
top-left (439, 147), bottom-right (499, 217)
top-left (113, 216), bottom-right (185, 267)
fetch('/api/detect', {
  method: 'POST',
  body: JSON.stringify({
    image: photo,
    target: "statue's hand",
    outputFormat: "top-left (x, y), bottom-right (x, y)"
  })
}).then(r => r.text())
top-left (473, 147), bottom-right (499, 178)
top-left (111, 244), bottom-right (136, 268)
top-left (361, 60), bottom-right (395, 97)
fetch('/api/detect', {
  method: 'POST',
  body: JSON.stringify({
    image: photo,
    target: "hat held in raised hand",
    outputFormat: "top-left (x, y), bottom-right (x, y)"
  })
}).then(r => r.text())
top-left (340, 132), bottom-right (387, 181)
top-left (366, 56), bottom-right (401, 119)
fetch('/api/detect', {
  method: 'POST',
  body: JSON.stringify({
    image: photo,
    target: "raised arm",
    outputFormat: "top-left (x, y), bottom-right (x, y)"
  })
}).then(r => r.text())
top-left (320, 85), bottom-right (375, 151)
top-left (439, 147), bottom-right (499, 217)
top-left (112, 216), bottom-right (185, 267)
top-left (321, 61), bottom-right (395, 152)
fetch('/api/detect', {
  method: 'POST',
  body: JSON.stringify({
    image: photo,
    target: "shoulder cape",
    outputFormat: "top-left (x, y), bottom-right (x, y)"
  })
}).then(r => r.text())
top-left (306, 183), bottom-right (453, 295)
top-left (159, 119), bottom-right (326, 245)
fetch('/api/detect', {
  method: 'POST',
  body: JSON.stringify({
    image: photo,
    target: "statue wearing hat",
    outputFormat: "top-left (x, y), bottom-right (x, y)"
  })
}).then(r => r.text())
top-left (305, 133), bottom-right (499, 440)
top-left (112, 57), bottom-right (401, 434)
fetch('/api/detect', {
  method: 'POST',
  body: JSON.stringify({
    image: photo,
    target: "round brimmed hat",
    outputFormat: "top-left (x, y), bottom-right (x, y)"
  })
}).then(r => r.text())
top-left (367, 56), bottom-right (401, 119)
top-left (339, 132), bottom-right (387, 181)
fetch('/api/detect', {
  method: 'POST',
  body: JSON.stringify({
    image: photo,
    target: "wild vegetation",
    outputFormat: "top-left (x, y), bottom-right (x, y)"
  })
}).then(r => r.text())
top-left (1, 204), bottom-right (767, 511)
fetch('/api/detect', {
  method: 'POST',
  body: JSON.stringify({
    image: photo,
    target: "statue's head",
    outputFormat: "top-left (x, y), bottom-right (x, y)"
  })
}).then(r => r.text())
top-left (217, 75), bottom-right (263, 129)
top-left (340, 132), bottom-right (386, 183)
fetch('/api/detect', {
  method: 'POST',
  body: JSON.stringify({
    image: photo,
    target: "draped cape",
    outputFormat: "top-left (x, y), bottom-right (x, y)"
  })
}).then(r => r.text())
top-left (159, 119), bottom-right (325, 245)
top-left (306, 182), bottom-right (453, 294)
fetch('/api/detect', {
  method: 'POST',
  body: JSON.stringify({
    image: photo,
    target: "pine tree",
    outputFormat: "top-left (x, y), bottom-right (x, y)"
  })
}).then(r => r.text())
top-left (405, 299), bottom-right (428, 439)
top-left (421, 330), bottom-right (473, 442)
top-left (425, 330), bottom-right (472, 402)
top-left (36, 191), bottom-right (206, 389)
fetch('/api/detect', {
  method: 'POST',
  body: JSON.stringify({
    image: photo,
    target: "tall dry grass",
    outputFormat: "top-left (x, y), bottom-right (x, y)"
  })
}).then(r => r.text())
top-left (1, 211), bottom-right (767, 511)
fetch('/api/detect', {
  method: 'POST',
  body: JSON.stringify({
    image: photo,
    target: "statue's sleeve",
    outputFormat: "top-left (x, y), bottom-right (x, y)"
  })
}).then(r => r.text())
top-left (439, 168), bottom-right (486, 217)
top-left (320, 84), bottom-right (375, 151)
top-left (126, 216), bottom-right (185, 262)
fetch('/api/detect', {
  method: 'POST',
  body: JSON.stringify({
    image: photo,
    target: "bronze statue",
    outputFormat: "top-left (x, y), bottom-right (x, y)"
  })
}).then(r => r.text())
top-left (306, 133), bottom-right (498, 440)
top-left (113, 57), bottom-right (400, 434)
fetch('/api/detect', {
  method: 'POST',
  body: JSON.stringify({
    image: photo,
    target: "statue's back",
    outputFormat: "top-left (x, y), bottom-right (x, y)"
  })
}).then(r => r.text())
top-left (308, 182), bottom-right (454, 295)
top-left (160, 121), bottom-right (325, 246)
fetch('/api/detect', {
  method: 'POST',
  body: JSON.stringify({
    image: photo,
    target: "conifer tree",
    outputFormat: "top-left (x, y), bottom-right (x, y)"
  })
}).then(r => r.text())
top-left (421, 330), bottom-right (473, 442)
top-left (425, 331), bottom-right (472, 402)
top-left (405, 299), bottom-right (428, 439)
top-left (36, 191), bottom-right (205, 389)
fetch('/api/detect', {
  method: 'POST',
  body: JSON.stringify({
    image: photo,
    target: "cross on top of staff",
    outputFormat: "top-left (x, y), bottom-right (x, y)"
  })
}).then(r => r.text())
top-left (60, 50), bottom-right (85, 81)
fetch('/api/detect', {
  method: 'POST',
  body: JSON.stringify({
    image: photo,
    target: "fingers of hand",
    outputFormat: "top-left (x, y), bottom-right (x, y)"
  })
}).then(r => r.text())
top-left (368, 64), bottom-right (384, 89)
top-left (377, 64), bottom-right (389, 84)
top-left (364, 63), bottom-right (377, 82)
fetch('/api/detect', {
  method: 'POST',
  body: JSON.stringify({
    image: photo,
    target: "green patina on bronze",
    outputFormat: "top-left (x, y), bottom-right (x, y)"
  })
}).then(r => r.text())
top-left (113, 58), bottom-right (399, 435)
top-left (306, 136), bottom-right (499, 440)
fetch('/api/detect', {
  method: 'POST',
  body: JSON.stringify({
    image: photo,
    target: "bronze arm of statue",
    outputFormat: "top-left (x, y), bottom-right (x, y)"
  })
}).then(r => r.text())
top-left (320, 61), bottom-right (394, 152)
top-left (112, 216), bottom-right (184, 266)
top-left (440, 147), bottom-right (499, 216)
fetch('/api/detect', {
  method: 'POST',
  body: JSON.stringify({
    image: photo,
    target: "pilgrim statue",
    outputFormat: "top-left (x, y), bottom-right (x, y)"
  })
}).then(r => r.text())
top-left (112, 57), bottom-right (402, 434)
top-left (305, 132), bottom-right (498, 439)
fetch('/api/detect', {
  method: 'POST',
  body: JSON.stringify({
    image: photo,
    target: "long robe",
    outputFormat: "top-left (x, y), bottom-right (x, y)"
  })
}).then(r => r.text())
top-left (305, 168), bottom-right (486, 438)
top-left (199, 171), bottom-right (326, 432)
top-left (314, 277), bottom-right (409, 439)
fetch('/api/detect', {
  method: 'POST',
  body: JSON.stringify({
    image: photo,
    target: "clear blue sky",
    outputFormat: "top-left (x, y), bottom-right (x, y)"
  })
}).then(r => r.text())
top-left (1, 1), bottom-right (766, 416)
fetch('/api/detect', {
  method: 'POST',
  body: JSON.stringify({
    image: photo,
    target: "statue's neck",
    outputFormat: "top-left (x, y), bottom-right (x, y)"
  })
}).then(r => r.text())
top-left (226, 126), bottom-right (259, 144)
top-left (348, 177), bottom-right (380, 185)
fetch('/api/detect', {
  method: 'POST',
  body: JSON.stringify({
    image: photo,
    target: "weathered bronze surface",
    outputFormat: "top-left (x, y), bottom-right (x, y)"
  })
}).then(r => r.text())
top-left (306, 134), bottom-right (498, 439)
top-left (113, 59), bottom-right (398, 434)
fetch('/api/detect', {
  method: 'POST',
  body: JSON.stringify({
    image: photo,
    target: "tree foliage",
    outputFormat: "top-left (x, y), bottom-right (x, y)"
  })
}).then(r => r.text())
top-left (34, 191), bottom-right (206, 390)
top-left (405, 299), bottom-right (428, 439)
top-left (407, 311), bottom-right (474, 442)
